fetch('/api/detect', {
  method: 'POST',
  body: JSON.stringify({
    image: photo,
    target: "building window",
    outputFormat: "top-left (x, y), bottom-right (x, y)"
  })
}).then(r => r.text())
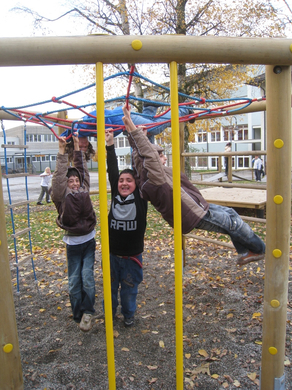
top-left (210, 130), bottom-right (221, 142)
top-left (211, 157), bottom-right (218, 168)
top-left (125, 137), bottom-right (129, 147)
top-left (237, 157), bottom-right (250, 168)
top-left (119, 156), bottom-right (125, 166)
top-left (50, 155), bottom-right (57, 161)
top-left (223, 127), bottom-right (234, 141)
top-left (43, 134), bottom-right (57, 142)
top-left (118, 137), bottom-right (124, 148)
top-left (237, 126), bottom-right (248, 141)
top-left (197, 129), bottom-right (207, 143)
top-left (114, 138), bottom-right (118, 148)
top-left (197, 156), bottom-right (207, 167)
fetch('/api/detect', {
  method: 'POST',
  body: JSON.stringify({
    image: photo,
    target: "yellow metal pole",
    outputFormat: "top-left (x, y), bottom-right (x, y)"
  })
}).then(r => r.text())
top-left (170, 61), bottom-right (184, 389)
top-left (260, 65), bottom-right (291, 389)
top-left (95, 62), bottom-right (116, 390)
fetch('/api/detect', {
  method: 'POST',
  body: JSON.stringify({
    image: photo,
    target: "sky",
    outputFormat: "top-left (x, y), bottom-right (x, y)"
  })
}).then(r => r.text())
top-left (1, 0), bottom-right (292, 129)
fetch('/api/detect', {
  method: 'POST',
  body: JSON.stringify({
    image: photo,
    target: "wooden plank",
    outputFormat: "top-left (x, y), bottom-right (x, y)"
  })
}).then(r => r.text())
top-left (2, 173), bottom-right (30, 178)
top-left (1, 144), bottom-right (28, 148)
top-left (8, 200), bottom-right (31, 209)
top-left (184, 233), bottom-right (234, 249)
top-left (11, 227), bottom-right (31, 238)
top-left (200, 187), bottom-right (266, 209)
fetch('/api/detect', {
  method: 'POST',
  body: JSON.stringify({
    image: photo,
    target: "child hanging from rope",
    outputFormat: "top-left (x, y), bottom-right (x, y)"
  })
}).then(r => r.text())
top-left (122, 105), bottom-right (265, 266)
top-left (105, 129), bottom-right (147, 327)
top-left (51, 132), bottom-right (97, 332)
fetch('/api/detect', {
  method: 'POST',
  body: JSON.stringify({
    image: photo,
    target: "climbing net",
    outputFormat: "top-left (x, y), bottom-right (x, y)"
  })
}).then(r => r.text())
top-left (1, 66), bottom-right (265, 141)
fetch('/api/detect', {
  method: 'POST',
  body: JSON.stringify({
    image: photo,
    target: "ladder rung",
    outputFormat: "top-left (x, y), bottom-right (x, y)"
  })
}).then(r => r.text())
top-left (8, 200), bottom-right (31, 209)
top-left (14, 253), bottom-right (34, 267)
top-left (2, 173), bottom-right (30, 178)
top-left (11, 227), bottom-right (31, 238)
top-left (1, 144), bottom-right (28, 149)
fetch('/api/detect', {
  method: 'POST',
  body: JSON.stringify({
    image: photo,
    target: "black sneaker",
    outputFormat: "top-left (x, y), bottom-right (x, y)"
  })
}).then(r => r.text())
top-left (37, 202), bottom-right (44, 205)
top-left (124, 317), bottom-right (134, 327)
top-left (47, 200), bottom-right (51, 203)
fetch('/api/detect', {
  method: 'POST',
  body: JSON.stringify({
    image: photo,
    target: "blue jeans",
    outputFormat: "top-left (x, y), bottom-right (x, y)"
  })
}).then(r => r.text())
top-left (132, 106), bottom-right (190, 142)
top-left (66, 238), bottom-right (96, 323)
top-left (196, 204), bottom-right (265, 255)
top-left (110, 254), bottom-right (143, 319)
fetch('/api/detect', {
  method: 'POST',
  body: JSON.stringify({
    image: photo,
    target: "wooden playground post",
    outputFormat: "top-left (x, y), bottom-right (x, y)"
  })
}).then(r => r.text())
top-left (260, 65), bottom-right (291, 389)
top-left (0, 168), bottom-right (23, 389)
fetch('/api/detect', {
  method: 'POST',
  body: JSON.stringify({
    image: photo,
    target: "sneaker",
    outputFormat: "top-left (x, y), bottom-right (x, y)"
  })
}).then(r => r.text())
top-left (124, 317), bottom-right (134, 327)
top-left (47, 200), bottom-right (51, 203)
top-left (237, 251), bottom-right (265, 266)
top-left (79, 313), bottom-right (93, 332)
top-left (37, 202), bottom-right (43, 205)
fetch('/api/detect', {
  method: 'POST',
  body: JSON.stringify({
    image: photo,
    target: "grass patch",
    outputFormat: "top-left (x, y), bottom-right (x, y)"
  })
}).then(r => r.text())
top-left (5, 195), bottom-right (171, 258)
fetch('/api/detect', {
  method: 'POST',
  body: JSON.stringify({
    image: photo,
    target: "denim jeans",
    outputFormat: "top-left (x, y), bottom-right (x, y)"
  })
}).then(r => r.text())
top-left (196, 204), bottom-right (265, 255)
top-left (132, 106), bottom-right (190, 142)
top-left (66, 238), bottom-right (96, 323)
top-left (110, 254), bottom-right (143, 319)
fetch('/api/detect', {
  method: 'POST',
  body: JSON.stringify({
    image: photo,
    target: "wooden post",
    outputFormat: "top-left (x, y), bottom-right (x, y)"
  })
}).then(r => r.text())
top-left (227, 155), bottom-right (232, 183)
top-left (260, 65), bottom-right (291, 389)
top-left (56, 110), bottom-right (68, 136)
top-left (0, 169), bottom-right (24, 389)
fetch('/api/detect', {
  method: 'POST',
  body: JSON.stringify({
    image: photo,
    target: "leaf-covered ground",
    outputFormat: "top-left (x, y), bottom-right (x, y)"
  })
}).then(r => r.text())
top-left (8, 203), bottom-right (292, 389)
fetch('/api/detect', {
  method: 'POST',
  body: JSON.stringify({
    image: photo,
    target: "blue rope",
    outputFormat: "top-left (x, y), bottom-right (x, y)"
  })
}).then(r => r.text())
top-left (1, 69), bottom-right (256, 131)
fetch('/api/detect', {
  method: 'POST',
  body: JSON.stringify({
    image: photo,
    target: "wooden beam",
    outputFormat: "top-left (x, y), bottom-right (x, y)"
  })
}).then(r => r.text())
top-left (0, 36), bottom-right (291, 66)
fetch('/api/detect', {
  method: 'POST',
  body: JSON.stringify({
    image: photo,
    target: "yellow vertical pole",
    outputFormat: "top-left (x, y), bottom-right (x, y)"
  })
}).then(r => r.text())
top-left (169, 61), bottom-right (184, 389)
top-left (0, 168), bottom-right (23, 389)
top-left (95, 62), bottom-right (116, 390)
top-left (260, 65), bottom-right (291, 389)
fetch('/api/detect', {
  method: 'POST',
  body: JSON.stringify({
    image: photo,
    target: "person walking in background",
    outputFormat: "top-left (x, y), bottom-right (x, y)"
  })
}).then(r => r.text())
top-left (224, 142), bottom-right (232, 176)
top-left (37, 166), bottom-right (52, 205)
top-left (253, 155), bottom-right (262, 182)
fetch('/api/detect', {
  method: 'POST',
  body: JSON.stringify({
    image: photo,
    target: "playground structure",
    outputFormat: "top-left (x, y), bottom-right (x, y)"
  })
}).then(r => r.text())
top-left (0, 35), bottom-right (291, 390)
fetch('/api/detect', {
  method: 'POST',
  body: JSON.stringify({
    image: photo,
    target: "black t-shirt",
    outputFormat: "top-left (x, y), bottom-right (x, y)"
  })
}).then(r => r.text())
top-left (106, 145), bottom-right (147, 256)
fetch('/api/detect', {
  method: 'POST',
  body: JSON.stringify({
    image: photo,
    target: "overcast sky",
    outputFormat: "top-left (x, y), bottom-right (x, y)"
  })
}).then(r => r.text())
top-left (0, 1), bottom-right (292, 129)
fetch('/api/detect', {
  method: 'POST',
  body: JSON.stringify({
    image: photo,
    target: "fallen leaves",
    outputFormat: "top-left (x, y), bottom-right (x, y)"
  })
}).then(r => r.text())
top-left (147, 365), bottom-right (158, 370)
top-left (198, 349), bottom-right (209, 358)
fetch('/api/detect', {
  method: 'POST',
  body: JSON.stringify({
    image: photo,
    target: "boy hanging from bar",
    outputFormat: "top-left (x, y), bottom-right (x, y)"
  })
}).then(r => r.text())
top-left (122, 105), bottom-right (265, 266)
